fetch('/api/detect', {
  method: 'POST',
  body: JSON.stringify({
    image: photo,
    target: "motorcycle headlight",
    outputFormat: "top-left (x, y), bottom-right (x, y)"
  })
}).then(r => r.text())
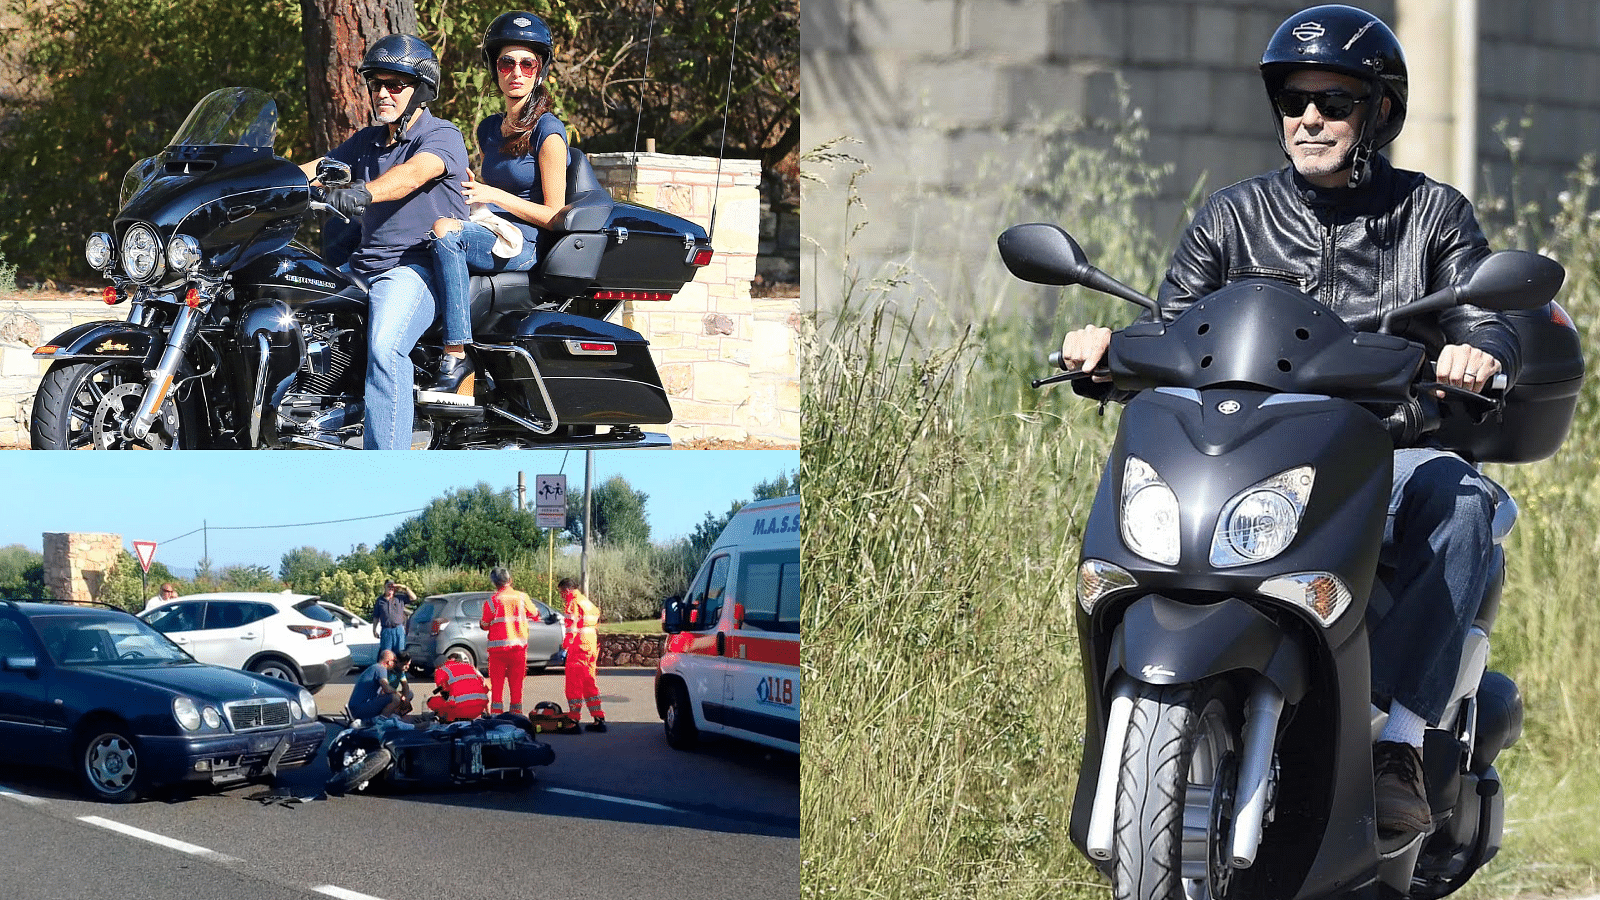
top-left (173, 697), bottom-right (202, 732)
top-left (120, 223), bottom-right (163, 282)
top-left (1209, 466), bottom-right (1315, 567)
top-left (166, 234), bottom-right (202, 272)
top-left (85, 232), bottom-right (113, 269)
top-left (1121, 456), bottom-right (1180, 565)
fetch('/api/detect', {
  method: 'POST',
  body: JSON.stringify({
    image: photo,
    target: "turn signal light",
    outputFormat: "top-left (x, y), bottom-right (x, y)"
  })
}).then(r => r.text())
top-left (102, 285), bottom-right (122, 305)
top-left (33, 345), bottom-right (60, 358)
top-left (185, 287), bottom-right (200, 309)
top-left (689, 247), bottom-right (714, 267)
top-left (288, 625), bottom-right (332, 639)
top-left (593, 289), bottom-right (673, 302)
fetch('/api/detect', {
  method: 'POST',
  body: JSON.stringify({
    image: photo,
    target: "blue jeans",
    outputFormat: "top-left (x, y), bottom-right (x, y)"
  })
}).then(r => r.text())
top-left (378, 626), bottom-right (406, 656)
top-left (430, 221), bottom-right (538, 346)
top-left (361, 262), bottom-right (437, 450)
top-left (1370, 448), bottom-right (1498, 724)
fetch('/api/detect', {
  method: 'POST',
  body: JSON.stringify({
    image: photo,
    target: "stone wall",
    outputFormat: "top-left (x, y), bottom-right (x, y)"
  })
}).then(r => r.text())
top-left (591, 152), bottom-right (801, 443)
top-left (803, 0), bottom-right (1600, 315)
top-left (42, 531), bottom-right (122, 604)
top-left (597, 633), bottom-right (666, 668)
top-left (0, 298), bottom-right (107, 446)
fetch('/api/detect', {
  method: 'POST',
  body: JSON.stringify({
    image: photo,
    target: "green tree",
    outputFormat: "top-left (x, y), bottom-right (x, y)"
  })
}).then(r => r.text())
top-left (218, 564), bottom-right (279, 592)
top-left (279, 546), bottom-right (337, 589)
top-left (0, 545), bottom-right (47, 599)
top-left (566, 475), bottom-right (650, 547)
top-left (381, 482), bottom-right (544, 569)
top-left (336, 543), bottom-right (390, 575)
top-left (95, 552), bottom-right (149, 612)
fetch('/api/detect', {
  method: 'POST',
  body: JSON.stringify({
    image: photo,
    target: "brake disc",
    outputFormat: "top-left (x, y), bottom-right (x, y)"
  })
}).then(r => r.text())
top-left (92, 382), bottom-right (179, 449)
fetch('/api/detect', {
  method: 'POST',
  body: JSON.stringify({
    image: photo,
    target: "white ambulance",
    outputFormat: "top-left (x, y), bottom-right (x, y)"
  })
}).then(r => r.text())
top-left (656, 495), bottom-right (800, 754)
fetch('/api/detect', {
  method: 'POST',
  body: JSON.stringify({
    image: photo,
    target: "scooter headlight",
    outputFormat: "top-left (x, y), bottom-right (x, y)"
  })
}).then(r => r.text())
top-left (85, 232), bottom-right (113, 269)
top-left (120, 223), bottom-right (163, 282)
top-left (1210, 466), bottom-right (1315, 567)
top-left (166, 234), bottom-right (202, 272)
top-left (1121, 456), bottom-right (1180, 565)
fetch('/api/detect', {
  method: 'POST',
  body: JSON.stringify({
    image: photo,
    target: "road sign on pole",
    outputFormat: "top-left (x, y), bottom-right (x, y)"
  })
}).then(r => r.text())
top-left (133, 541), bottom-right (158, 573)
top-left (536, 474), bottom-right (567, 528)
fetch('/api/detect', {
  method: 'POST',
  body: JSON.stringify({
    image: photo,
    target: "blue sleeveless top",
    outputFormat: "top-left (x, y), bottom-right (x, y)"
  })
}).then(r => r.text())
top-left (477, 111), bottom-right (567, 242)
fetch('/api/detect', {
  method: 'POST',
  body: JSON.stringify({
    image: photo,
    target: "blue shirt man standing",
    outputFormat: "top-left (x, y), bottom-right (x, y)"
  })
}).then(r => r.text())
top-left (372, 580), bottom-right (410, 656)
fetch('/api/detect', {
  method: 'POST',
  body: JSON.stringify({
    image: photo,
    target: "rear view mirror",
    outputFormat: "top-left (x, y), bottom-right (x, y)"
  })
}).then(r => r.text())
top-left (1458, 250), bottom-right (1565, 311)
top-left (661, 597), bottom-right (683, 634)
top-left (997, 223), bottom-right (1090, 286)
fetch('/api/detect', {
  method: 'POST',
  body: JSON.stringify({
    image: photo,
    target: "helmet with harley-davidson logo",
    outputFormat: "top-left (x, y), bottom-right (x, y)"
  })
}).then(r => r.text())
top-left (1260, 5), bottom-right (1408, 183)
top-left (481, 11), bottom-right (554, 73)
top-left (359, 34), bottom-right (442, 105)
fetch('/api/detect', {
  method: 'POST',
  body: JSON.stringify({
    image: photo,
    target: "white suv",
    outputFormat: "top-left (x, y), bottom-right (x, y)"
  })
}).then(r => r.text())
top-left (139, 592), bottom-right (351, 692)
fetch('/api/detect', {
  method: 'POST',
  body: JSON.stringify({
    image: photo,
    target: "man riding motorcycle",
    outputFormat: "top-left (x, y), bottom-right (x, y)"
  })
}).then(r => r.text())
top-left (297, 34), bottom-right (471, 450)
top-left (1057, 3), bottom-right (1521, 838)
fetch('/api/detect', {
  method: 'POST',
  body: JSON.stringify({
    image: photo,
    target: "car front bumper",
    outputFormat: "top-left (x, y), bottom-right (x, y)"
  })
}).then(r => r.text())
top-left (141, 722), bottom-right (326, 786)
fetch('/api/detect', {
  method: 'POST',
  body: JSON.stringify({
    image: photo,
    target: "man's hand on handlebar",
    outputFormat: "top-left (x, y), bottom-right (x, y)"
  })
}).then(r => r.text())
top-left (326, 183), bottom-right (372, 221)
top-left (1060, 325), bottom-right (1114, 381)
top-left (1434, 343), bottom-right (1501, 397)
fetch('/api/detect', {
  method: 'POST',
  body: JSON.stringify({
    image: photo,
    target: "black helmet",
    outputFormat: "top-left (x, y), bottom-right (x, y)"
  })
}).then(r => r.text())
top-left (1261, 5), bottom-right (1407, 182)
top-left (481, 11), bottom-right (553, 71)
top-left (359, 34), bottom-right (442, 104)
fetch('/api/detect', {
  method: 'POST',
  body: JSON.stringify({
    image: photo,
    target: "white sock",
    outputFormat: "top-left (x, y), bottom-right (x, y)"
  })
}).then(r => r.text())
top-left (1380, 701), bottom-right (1427, 747)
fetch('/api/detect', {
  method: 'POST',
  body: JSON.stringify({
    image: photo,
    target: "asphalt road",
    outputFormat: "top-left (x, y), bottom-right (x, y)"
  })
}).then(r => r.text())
top-left (0, 668), bottom-right (798, 900)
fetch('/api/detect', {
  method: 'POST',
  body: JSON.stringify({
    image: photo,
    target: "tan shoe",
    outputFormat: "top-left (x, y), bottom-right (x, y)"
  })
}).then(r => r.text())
top-left (1374, 741), bottom-right (1431, 837)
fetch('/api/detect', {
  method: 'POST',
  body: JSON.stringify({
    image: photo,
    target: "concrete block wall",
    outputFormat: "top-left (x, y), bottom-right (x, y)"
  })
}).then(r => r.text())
top-left (0, 298), bottom-right (114, 446)
top-left (43, 531), bottom-right (122, 604)
top-left (803, 0), bottom-right (1600, 315)
top-left (590, 152), bottom-right (800, 444)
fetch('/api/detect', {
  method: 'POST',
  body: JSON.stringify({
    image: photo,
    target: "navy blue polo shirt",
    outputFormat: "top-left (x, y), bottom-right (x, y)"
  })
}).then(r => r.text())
top-left (477, 111), bottom-right (567, 243)
top-left (328, 108), bottom-right (470, 279)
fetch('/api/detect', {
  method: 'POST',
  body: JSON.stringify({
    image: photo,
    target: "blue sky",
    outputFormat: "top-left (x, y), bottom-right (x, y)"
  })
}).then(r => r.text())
top-left (0, 450), bottom-right (797, 574)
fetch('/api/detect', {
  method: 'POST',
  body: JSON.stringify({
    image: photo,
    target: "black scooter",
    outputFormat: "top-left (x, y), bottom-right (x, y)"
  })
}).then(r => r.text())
top-left (997, 223), bottom-right (1583, 900)
top-left (30, 86), bottom-right (712, 449)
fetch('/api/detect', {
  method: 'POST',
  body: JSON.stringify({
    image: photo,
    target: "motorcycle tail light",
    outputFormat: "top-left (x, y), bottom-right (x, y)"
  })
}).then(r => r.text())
top-left (688, 247), bottom-right (713, 267)
top-left (185, 288), bottom-right (200, 309)
top-left (288, 625), bottom-right (331, 639)
top-left (593, 289), bottom-right (673, 302)
top-left (564, 339), bottom-right (617, 356)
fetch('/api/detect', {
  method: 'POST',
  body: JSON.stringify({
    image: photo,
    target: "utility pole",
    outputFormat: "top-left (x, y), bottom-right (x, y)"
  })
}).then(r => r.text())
top-left (517, 471), bottom-right (526, 510)
top-left (582, 450), bottom-right (593, 595)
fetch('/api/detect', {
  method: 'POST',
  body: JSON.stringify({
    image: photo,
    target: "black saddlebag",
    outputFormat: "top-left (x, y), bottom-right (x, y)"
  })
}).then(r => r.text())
top-left (476, 310), bottom-right (672, 425)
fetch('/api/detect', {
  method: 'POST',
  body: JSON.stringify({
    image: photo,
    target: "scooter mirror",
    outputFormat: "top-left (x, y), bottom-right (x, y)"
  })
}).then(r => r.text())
top-left (997, 223), bottom-right (1090, 285)
top-left (1458, 250), bottom-right (1565, 311)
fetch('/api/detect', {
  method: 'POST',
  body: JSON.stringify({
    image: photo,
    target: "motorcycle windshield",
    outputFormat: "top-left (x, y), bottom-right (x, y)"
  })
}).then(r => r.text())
top-left (169, 87), bottom-right (278, 149)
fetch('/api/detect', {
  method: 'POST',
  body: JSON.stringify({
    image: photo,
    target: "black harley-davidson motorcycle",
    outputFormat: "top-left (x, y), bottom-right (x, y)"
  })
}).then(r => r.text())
top-left (30, 87), bottom-right (713, 449)
top-left (998, 223), bottom-right (1583, 899)
top-left (325, 713), bottom-right (555, 794)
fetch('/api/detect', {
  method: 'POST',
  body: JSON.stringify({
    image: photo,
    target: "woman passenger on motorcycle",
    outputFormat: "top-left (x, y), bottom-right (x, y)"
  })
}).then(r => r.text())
top-left (423, 11), bottom-right (568, 400)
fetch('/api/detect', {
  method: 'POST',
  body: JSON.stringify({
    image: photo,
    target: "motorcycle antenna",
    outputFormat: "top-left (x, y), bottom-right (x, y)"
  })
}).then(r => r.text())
top-left (630, 1), bottom-right (659, 156)
top-left (706, 0), bottom-right (744, 242)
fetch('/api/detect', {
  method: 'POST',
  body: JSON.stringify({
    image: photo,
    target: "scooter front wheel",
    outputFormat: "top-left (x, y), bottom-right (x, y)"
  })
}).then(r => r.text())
top-left (1113, 681), bottom-right (1243, 900)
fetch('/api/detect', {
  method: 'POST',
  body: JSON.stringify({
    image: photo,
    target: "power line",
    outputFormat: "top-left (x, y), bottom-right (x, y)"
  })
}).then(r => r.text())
top-left (160, 507), bottom-right (426, 546)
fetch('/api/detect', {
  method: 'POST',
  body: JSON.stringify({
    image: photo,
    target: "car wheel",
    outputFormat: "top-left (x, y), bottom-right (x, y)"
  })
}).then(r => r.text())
top-left (327, 747), bottom-right (392, 795)
top-left (251, 658), bottom-right (301, 685)
top-left (78, 727), bottom-right (142, 802)
top-left (664, 681), bottom-right (700, 751)
top-left (444, 645), bottom-right (477, 670)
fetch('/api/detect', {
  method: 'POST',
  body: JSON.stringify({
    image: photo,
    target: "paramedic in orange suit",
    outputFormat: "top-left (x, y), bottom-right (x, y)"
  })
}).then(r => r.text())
top-left (559, 576), bottom-right (607, 733)
top-left (479, 566), bottom-right (538, 714)
top-left (427, 657), bottom-right (490, 721)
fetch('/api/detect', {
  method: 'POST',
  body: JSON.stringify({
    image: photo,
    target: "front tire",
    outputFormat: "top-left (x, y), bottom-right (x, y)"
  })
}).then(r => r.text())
top-left (1113, 681), bottom-right (1242, 900)
top-left (31, 359), bottom-right (183, 449)
top-left (327, 748), bottom-right (392, 794)
top-left (78, 726), bottom-right (143, 803)
top-left (663, 681), bottom-right (700, 750)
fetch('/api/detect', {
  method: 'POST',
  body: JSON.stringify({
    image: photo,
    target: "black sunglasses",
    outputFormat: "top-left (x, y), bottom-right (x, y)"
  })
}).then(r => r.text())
top-left (366, 77), bottom-right (417, 94)
top-left (1273, 89), bottom-right (1369, 121)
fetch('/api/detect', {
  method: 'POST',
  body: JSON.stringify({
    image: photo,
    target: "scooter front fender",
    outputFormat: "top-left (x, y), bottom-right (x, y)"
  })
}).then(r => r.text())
top-left (1109, 593), bottom-right (1310, 704)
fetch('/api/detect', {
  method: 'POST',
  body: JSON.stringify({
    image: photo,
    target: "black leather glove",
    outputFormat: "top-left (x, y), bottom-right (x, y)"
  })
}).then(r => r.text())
top-left (327, 183), bottom-right (372, 220)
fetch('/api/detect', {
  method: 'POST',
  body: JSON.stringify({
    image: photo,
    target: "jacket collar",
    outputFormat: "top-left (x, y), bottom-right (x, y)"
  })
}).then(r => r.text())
top-left (1284, 153), bottom-right (1395, 214)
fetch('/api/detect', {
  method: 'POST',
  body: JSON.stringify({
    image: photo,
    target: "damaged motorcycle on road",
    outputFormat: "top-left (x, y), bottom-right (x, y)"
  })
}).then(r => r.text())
top-left (30, 86), bottom-right (712, 449)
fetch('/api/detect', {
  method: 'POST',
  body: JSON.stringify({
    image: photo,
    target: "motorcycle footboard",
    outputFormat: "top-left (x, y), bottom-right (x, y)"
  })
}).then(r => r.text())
top-left (398, 743), bottom-right (452, 783)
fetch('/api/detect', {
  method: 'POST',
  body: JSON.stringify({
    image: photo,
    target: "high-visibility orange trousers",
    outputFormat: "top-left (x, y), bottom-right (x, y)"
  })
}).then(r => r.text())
top-left (564, 646), bottom-right (604, 721)
top-left (487, 645), bottom-right (528, 713)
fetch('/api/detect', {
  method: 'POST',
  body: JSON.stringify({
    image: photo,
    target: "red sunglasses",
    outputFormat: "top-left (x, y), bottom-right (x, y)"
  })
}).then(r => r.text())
top-left (497, 55), bottom-right (540, 76)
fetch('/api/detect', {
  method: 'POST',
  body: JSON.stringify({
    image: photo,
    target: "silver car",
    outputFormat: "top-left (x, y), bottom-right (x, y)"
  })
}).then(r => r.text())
top-left (403, 592), bottom-right (565, 674)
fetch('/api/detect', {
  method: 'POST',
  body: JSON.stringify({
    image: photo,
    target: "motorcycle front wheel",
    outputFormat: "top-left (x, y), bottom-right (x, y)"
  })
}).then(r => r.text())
top-left (1114, 680), bottom-right (1243, 900)
top-left (31, 359), bottom-right (184, 449)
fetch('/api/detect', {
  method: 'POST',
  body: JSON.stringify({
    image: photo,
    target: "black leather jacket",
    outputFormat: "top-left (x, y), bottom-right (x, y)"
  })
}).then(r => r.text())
top-left (1154, 154), bottom-right (1522, 383)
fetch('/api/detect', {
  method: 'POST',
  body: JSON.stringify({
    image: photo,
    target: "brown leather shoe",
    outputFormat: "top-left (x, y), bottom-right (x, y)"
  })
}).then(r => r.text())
top-left (1374, 741), bottom-right (1431, 837)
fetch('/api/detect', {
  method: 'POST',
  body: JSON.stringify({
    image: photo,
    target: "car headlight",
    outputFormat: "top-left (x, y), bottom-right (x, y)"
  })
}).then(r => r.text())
top-left (202, 706), bottom-right (223, 729)
top-left (295, 687), bottom-right (317, 721)
top-left (1122, 456), bottom-right (1180, 565)
top-left (120, 223), bottom-right (163, 281)
top-left (1077, 559), bottom-right (1136, 613)
top-left (166, 234), bottom-right (202, 272)
top-left (86, 232), bottom-right (113, 269)
top-left (173, 697), bottom-right (202, 731)
top-left (1210, 466), bottom-right (1315, 567)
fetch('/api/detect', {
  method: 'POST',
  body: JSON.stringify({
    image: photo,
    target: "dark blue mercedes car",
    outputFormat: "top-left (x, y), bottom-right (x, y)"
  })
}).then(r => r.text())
top-left (0, 600), bottom-right (326, 802)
